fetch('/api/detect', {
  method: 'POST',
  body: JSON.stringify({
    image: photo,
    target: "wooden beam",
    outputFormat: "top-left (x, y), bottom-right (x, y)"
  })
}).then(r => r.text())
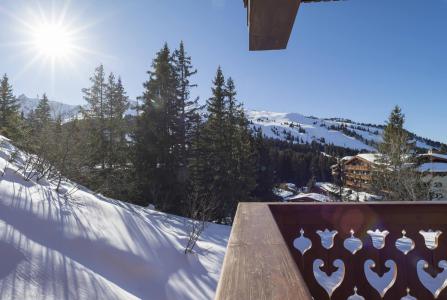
top-left (246, 0), bottom-right (301, 51)
top-left (244, 0), bottom-right (341, 51)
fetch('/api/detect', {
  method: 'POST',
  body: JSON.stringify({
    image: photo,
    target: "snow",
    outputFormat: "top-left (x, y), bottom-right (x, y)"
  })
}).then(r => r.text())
top-left (18, 94), bottom-right (81, 119)
top-left (0, 136), bottom-right (230, 300)
top-left (356, 153), bottom-right (381, 164)
top-left (419, 162), bottom-right (447, 173)
top-left (248, 110), bottom-right (376, 151)
top-left (286, 193), bottom-right (332, 203)
top-left (247, 110), bottom-right (438, 151)
top-left (316, 182), bottom-right (382, 202)
top-left (273, 187), bottom-right (294, 199)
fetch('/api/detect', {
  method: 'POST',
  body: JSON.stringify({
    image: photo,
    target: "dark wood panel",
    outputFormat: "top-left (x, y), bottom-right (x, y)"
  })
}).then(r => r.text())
top-left (269, 202), bottom-right (447, 300)
top-left (244, 0), bottom-right (341, 50)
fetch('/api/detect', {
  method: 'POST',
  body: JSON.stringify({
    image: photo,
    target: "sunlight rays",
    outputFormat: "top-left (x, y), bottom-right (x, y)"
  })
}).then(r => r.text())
top-left (0, 0), bottom-right (112, 90)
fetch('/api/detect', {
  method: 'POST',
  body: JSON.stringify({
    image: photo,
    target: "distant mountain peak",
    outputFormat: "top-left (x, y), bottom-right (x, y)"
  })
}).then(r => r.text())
top-left (17, 94), bottom-right (81, 119)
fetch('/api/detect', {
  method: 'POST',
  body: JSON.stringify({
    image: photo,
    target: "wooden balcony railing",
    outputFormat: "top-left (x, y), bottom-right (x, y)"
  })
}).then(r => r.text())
top-left (215, 202), bottom-right (447, 300)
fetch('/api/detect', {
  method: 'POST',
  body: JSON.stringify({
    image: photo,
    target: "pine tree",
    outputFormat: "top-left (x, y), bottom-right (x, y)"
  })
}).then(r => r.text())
top-left (110, 76), bottom-right (129, 166)
top-left (0, 74), bottom-right (21, 139)
top-left (440, 144), bottom-right (447, 154)
top-left (173, 41), bottom-right (200, 147)
top-left (372, 106), bottom-right (430, 201)
top-left (199, 67), bottom-right (231, 220)
top-left (197, 68), bottom-right (256, 221)
top-left (252, 128), bottom-right (275, 200)
top-left (172, 41), bottom-right (201, 203)
top-left (82, 64), bottom-right (108, 169)
top-left (134, 44), bottom-right (183, 211)
top-left (35, 93), bottom-right (52, 130)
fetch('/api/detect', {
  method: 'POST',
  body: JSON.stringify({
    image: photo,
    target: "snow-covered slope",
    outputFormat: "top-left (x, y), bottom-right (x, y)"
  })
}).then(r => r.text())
top-left (17, 95), bottom-right (139, 119)
top-left (247, 110), bottom-right (439, 151)
top-left (18, 94), bottom-right (81, 119)
top-left (0, 136), bottom-right (229, 300)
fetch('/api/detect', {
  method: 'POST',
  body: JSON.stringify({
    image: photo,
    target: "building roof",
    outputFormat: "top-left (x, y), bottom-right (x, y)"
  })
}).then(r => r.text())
top-left (419, 162), bottom-right (447, 174)
top-left (243, 0), bottom-right (340, 50)
top-left (343, 153), bottom-right (382, 165)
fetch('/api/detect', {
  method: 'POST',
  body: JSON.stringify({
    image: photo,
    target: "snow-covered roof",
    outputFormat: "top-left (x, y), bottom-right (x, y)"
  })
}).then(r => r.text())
top-left (345, 153), bottom-right (382, 165)
top-left (341, 156), bottom-right (354, 161)
top-left (419, 162), bottom-right (447, 173)
top-left (286, 193), bottom-right (332, 203)
top-left (357, 153), bottom-right (382, 164)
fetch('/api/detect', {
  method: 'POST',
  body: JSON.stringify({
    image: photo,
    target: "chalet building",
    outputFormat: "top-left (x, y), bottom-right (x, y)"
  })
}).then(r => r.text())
top-left (418, 151), bottom-right (447, 200)
top-left (334, 151), bottom-right (447, 200)
top-left (336, 153), bottom-right (380, 191)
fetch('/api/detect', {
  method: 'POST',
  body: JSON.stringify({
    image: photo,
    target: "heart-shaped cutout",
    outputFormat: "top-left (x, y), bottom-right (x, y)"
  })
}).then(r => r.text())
top-left (313, 258), bottom-right (345, 297)
top-left (364, 259), bottom-right (397, 297)
top-left (417, 260), bottom-right (447, 299)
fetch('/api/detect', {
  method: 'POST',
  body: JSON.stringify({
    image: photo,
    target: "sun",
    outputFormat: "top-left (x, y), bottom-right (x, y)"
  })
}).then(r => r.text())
top-left (31, 22), bottom-right (75, 59)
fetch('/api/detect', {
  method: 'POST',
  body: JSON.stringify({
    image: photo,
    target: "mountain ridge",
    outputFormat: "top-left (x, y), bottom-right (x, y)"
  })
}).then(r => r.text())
top-left (17, 95), bottom-right (445, 152)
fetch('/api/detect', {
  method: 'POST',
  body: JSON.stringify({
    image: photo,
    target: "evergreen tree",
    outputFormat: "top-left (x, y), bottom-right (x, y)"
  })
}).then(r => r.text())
top-left (35, 93), bottom-right (52, 130)
top-left (199, 67), bottom-right (231, 220)
top-left (110, 76), bottom-right (130, 166)
top-left (173, 41), bottom-right (200, 148)
top-left (82, 64), bottom-right (108, 169)
top-left (172, 41), bottom-right (201, 203)
top-left (251, 128), bottom-right (275, 200)
top-left (134, 44), bottom-right (183, 211)
top-left (440, 144), bottom-right (447, 154)
top-left (197, 68), bottom-right (256, 221)
top-left (372, 106), bottom-right (430, 201)
top-left (0, 74), bottom-right (21, 139)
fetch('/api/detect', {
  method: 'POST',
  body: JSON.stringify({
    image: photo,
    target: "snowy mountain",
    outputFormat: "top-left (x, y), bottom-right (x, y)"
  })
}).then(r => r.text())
top-left (17, 95), bottom-right (139, 120)
top-left (247, 110), bottom-right (441, 151)
top-left (0, 135), bottom-right (229, 300)
top-left (16, 95), bottom-right (443, 152)
top-left (17, 94), bottom-right (81, 119)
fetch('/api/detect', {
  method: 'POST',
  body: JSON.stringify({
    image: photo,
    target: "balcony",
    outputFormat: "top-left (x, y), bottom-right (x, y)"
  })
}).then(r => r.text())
top-left (215, 202), bottom-right (447, 300)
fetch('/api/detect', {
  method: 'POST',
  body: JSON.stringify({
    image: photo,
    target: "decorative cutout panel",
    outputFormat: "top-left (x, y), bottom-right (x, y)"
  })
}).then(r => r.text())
top-left (269, 203), bottom-right (447, 300)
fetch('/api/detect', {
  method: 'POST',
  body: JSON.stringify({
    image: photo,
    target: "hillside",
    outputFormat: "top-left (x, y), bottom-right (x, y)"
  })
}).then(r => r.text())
top-left (0, 136), bottom-right (229, 300)
top-left (247, 110), bottom-right (442, 151)
top-left (17, 96), bottom-right (444, 152)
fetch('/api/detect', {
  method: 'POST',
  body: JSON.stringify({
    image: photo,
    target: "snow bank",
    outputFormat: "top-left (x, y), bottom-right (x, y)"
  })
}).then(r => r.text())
top-left (0, 137), bottom-right (230, 300)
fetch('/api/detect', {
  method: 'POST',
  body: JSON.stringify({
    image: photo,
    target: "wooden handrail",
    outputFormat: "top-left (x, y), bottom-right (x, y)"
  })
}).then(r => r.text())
top-left (215, 203), bottom-right (312, 300)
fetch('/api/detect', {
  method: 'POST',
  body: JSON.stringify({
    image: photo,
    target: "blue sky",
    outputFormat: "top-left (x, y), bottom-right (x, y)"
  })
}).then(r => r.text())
top-left (0, 0), bottom-right (446, 143)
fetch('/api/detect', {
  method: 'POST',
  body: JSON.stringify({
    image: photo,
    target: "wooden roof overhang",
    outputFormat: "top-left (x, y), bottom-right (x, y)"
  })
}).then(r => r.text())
top-left (243, 0), bottom-right (340, 51)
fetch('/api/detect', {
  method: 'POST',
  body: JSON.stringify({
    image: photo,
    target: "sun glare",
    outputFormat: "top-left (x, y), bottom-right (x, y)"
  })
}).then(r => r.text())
top-left (32, 22), bottom-right (74, 59)
top-left (0, 0), bottom-right (103, 79)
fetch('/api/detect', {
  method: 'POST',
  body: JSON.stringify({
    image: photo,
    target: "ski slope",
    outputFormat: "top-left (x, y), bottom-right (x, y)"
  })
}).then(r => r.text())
top-left (0, 136), bottom-right (230, 300)
top-left (247, 110), bottom-right (437, 151)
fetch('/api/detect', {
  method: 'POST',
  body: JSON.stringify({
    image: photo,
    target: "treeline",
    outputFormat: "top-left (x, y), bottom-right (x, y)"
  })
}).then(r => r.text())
top-left (0, 42), bottom-right (353, 222)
